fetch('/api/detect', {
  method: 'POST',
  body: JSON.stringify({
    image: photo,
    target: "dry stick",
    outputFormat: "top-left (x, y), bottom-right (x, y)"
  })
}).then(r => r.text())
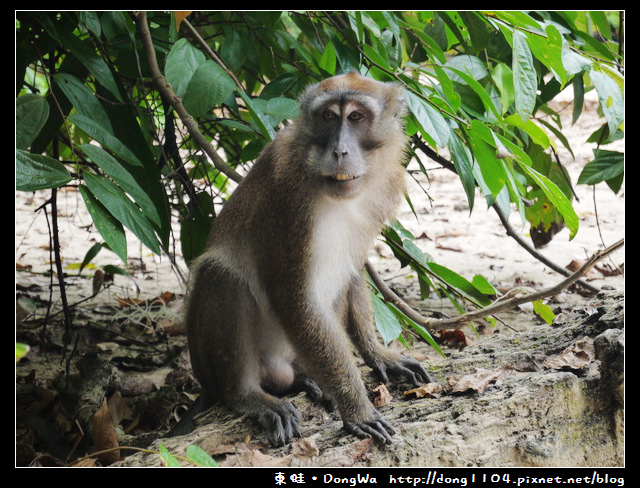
top-left (413, 137), bottom-right (599, 293)
top-left (132, 11), bottom-right (242, 184)
top-left (370, 238), bottom-right (623, 331)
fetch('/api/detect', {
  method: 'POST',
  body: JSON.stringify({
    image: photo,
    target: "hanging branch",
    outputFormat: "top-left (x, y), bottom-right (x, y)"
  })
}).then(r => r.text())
top-left (412, 136), bottom-right (599, 293)
top-left (132, 11), bottom-right (242, 184)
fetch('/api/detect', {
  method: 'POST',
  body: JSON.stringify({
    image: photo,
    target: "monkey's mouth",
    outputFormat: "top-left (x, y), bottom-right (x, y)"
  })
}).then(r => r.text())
top-left (324, 173), bottom-right (362, 197)
top-left (329, 173), bottom-right (360, 182)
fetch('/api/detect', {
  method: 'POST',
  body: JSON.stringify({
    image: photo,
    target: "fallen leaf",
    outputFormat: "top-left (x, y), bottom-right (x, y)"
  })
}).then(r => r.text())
top-left (544, 337), bottom-right (595, 370)
top-left (446, 367), bottom-right (509, 394)
top-left (404, 382), bottom-right (443, 398)
top-left (91, 398), bottom-right (120, 465)
top-left (372, 383), bottom-right (392, 407)
top-left (291, 437), bottom-right (320, 458)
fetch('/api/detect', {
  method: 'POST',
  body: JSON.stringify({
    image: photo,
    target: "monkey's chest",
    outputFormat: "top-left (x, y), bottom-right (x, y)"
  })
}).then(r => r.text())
top-left (308, 198), bottom-right (376, 310)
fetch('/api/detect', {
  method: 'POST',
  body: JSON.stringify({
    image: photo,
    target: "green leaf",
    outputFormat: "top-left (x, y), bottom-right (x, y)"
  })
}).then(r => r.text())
top-left (265, 97), bottom-right (300, 121)
top-left (80, 144), bottom-right (162, 227)
top-left (370, 293), bottom-right (403, 346)
top-left (525, 25), bottom-right (567, 85)
top-left (319, 41), bottom-right (337, 74)
top-left (16, 343), bottom-right (30, 362)
top-left (54, 73), bottom-right (113, 133)
top-left (511, 154), bottom-right (579, 239)
top-left (186, 445), bottom-right (219, 467)
top-left (16, 149), bottom-right (72, 191)
top-left (512, 30), bottom-right (537, 120)
top-left (590, 67), bottom-right (624, 141)
top-left (165, 38), bottom-right (206, 98)
top-left (183, 60), bottom-right (236, 118)
top-left (578, 149), bottom-right (624, 193)
top-left (158, 443), bottom-right (182, 467)
top-left (424, 262), bottom-right (492, 307)
top-left (467, 121), bottom-right (507, 197)
top-left (78, 242), bottom-right (104, 275)
top-left (42, 16), bottom-right (123, 102)
top-left (78, 185), bottom-right (128, 262)
top-left (491, 63), bottom-right (514, 114)
top-left (16, 94), bottom-right (49, 150)
top-left (238, 91), bottom-right (276, 141)
top-left (70, 114), bottom-right (144, 168)
top-left (448, 131), bottom-right (476, 209)
top-left (444, 55), bottom-right (488, 83)
top-left (405, 91), bottom-right (451, 148)
top-left (532, 300), bottom-right (555, 325)
top-left (83, 172), bottom-right (160, 255)
top-left (443, 65), bottom-right (502, 122)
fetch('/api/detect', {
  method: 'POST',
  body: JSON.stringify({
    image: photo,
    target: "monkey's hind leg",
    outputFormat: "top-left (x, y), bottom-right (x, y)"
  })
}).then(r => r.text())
top-left (186, 257), bottom-right (302, 447)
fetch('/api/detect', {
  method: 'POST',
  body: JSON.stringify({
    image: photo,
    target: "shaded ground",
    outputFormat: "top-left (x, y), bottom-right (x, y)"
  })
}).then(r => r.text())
top-left (15, 92), bottom-right (623, 466)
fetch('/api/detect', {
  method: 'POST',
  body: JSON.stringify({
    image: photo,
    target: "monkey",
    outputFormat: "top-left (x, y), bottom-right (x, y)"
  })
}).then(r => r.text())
top-left (184, 71), bottom-right (431, 447)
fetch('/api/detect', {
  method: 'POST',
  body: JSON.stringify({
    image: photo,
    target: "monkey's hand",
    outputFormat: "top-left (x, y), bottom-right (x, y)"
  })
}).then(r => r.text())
top-left (371, 354), bottom-right (431, 387)
top-left (258, 401), bottom-right (302, 447)
top-left (343, 414), bottom-right (396, 444)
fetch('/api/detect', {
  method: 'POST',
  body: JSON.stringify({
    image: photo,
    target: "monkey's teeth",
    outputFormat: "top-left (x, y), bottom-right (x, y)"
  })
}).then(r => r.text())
top-left (333, 173), bottom-right (358, 181)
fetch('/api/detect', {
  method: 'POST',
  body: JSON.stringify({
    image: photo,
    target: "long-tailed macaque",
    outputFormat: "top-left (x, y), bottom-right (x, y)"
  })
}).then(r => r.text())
top-left (185, 71), bottom-right (430, 447)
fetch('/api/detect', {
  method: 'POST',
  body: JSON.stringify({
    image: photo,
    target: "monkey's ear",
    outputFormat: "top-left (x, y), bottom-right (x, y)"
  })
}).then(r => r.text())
top-left (384, 83), bottom-right (407, 119)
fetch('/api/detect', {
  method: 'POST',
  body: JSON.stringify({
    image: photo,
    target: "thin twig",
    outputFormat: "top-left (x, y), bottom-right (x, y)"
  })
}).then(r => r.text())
top-left (396, 238), bottom-right (623, 330)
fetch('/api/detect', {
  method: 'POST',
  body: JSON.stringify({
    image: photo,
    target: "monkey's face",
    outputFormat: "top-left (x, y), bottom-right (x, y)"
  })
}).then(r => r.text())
top-left (305, 95), bottom-right (388, 199)
top-left (297, 72), bottom-right (407, 200)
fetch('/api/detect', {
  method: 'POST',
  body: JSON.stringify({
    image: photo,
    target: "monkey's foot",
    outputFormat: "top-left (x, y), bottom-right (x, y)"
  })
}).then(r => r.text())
top-left (258, 400), bottom-right (302, 447)
top-left (343, 417), bottom-right (396, 444)
top-left (373, 355), bottom-right (432, 387)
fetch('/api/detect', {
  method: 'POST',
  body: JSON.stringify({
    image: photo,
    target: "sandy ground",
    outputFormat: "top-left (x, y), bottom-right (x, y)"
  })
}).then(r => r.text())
top-left (15, 92), bottom-right (624, 323)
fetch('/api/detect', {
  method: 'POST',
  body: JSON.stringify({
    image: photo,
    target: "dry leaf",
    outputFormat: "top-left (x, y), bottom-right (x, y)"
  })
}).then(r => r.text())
top-left (404, 382), bottom-right (443, 398)
top-left (291, 437), bottom-right (320, 458)
top-left (447, 367), bottom-right (508, 394)
top-left (544, 337), bottom-right (595, 370)
top-left (107, 391), bottom-right (133, 425)
top-left (174, 11), bottom-right (192, 32)
top-left (91, 398), bottom-right (120, 465)
top-left (372, 383), bottom-right (392, 407)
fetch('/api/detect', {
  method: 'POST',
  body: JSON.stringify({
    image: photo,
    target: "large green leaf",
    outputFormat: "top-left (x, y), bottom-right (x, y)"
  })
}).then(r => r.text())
top-left (16, 149), bottom-right (72, 191)
top-left (54, 73), bottom-right (113, 133)
top-left (405, 91), bottom-right (451, 148)
top-left (164, 38), bottom-right (205, 98)
top-left (512, 30), bottom-right (537, 120)
top-left (183, 60), bottom-right (236, 118)
top-left (83, 172), bottom-right (160, 255)
top-left (16, 94), bottom-right (49, 150)
top-left (78, 185), bottom-right (128, 262)
top-left (578, 149), bottom-right (624, 194)
top-left (498, 136), bottom-right (580, 239)
top-left (370, 293), bottom-right (403, 346)
top-left (70, 114), bottom-right (144, 168)
top-left (80, 144), bottom-right (162, 227)
top-left (590, 67), bottom-right (625, 141)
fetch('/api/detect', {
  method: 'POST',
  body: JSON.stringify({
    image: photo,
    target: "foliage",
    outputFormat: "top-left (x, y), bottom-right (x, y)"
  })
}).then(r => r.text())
top-left (16, 11), bottom-right (624, 337)
top-left (158, 443), bottom-right (220, 467)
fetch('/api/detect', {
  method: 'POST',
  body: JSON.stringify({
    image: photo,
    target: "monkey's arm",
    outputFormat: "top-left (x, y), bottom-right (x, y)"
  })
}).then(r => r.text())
top-left (347, 275), bottom-right (431, 387)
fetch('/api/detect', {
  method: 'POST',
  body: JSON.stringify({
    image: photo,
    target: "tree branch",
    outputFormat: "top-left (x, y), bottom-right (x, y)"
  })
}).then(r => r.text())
top-left (373, 238), bottom-right (623, 331)
top-left (412, 136), bottom-right (599, 293)
top-left (132, 11), bottom-right (242, 184)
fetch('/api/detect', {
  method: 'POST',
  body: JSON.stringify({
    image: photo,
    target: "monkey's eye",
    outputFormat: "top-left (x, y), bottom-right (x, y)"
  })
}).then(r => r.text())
top-left (348, 111), bottom-right (365, 122)
top-left (323, 110), bottom-right (338, 120)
